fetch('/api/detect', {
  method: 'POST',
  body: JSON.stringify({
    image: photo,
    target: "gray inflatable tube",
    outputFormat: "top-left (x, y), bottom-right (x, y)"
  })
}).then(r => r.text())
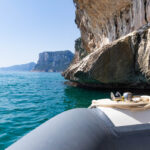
top-left (6, 108), bottom-right (150, 150)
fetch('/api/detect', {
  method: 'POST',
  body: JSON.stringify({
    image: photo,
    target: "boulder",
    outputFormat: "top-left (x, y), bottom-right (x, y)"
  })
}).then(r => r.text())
top-left (63, 24), bottom-right (150, 89)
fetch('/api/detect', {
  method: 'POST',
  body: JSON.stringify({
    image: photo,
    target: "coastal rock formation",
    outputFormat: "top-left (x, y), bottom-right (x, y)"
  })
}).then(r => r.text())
top-left (63, 24), bottom-right (150, 88)
top-left (72, 38), bottom-right (88, 63)
top-left (74, 0), bottom-right (150, 52)
top-left (33, 50), bottom-right (74, 72)
top-left (63, 0), bottom-right (150, 89)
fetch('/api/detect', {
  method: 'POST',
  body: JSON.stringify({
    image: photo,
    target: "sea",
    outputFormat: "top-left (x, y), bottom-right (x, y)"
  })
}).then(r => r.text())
top-left (0, 72), bottom-right (110, 149)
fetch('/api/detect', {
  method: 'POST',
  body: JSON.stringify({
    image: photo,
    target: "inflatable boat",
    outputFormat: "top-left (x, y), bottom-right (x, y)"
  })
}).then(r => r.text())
top-left (6, 106), bottom-right (150, 150)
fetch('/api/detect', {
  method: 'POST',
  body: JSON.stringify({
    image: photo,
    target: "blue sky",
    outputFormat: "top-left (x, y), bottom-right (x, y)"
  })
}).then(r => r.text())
top-left (0, 0), bottom-right (80, 67)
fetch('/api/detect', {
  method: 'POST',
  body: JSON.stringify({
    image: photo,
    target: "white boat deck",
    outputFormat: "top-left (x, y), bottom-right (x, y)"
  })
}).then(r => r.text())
top-left (98, 107), bottom-right (150, 127)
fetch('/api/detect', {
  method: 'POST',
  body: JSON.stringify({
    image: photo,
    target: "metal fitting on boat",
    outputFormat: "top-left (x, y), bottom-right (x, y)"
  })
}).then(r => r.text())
top-left (123, 92), bottom-right (133, 101)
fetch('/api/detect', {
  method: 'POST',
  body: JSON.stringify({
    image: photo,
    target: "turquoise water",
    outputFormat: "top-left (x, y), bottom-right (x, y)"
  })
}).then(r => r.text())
top-left (0, 72), bottom-right (109, 149)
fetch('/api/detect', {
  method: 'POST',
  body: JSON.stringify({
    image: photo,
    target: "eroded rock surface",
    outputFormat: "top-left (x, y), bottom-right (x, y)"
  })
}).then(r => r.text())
top-left (63, 24), bottom-right (150, 89)
top-left (74, 0), bottom-right (150, 52)
top-left (63, 0), bottom-right (150, 89)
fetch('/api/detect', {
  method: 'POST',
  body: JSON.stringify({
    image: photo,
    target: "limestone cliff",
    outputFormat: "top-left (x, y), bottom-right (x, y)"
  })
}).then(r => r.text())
top-left (63, 0), bottom-right (150, 89)
top-left (33, 50), bottom-right (74, 72)
top-left (74, 0), bottom-right (150, 52)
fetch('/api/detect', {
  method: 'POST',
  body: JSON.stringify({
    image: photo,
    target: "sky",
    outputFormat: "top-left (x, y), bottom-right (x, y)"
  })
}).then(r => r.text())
top-left (0, 0), bottom-right (80, 67)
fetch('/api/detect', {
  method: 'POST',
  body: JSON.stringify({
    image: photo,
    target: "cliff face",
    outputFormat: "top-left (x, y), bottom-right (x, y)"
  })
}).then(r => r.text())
top-left (33, 50), bottom-right (74, 72)
top-left (74, 0), bottom-right (150, 53)
top-left (63, 0), bottom-right (150, 89)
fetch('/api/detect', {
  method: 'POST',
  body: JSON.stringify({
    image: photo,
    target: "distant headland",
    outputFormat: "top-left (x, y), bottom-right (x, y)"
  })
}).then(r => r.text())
top-left (32, 50), bottom-right (74, 72)
top-left (0, 50), bottom-right (74, 72)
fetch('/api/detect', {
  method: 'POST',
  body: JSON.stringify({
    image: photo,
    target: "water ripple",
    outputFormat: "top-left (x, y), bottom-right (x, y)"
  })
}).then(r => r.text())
top-left (0, 72), bottom-right (109, 149)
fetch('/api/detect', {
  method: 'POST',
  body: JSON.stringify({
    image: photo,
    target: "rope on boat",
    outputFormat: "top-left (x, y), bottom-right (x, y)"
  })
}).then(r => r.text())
top-left (89, 94), bottom-right (150, 111)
